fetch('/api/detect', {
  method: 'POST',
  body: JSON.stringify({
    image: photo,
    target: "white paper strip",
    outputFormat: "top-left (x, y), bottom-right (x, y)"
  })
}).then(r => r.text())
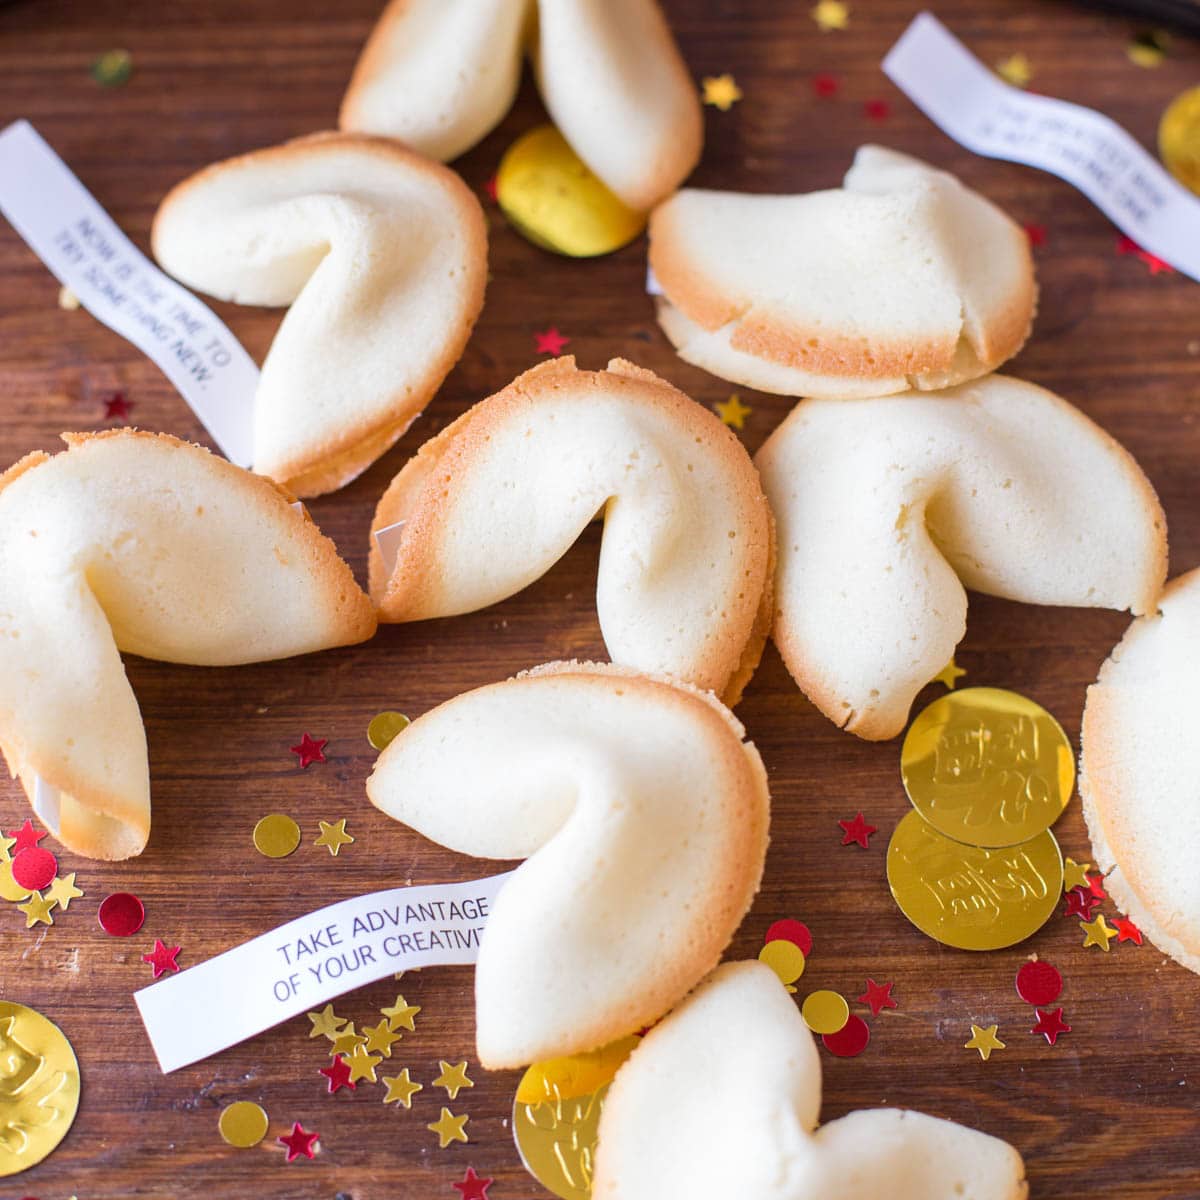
top-left (135, 871), bottom-right (513, 1073)
top-left (31, 775), bottom-right (61, 835)
top-left (373, 518), bottom-right (407, 573)
top-left (883, 13), bottom-right (1200, 283)
top-left (0, 119), bottom-right (260, 464)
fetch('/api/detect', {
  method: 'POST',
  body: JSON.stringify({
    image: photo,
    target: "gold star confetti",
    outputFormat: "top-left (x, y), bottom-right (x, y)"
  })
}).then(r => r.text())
top-left (0, 832), bottom-right (16, 861)
top-left (811, 0), bottom-right (849, 32)
top-left (433, 1060), bottom-right (474, 1100)
top-left (314, 818), bottom-right (354, 857)
top-left (382, 1068), bottom-right (423, 1108)
top-left (964, 1024), bottom-right (1005, 1060)
top-left (1128, 30), bottom-right (1170, 68)
top-left (1081, 913), bottom-right (1117, 951)
top-left (346, 1043), bottom-right (383, 1084)
top-left (18, 892), bottom-right (57, 927)
top-left (931, 657), bottom-right (966, 689)
top-left (382, 995), bottom-right (421, 1033)
top-left (363, 1018), bottom-right (401, 1057)
top-left (1063, 857), bottom-right (1093, 892)
top-left (45, 874), bottom-right (83, 912)
top-left (427, 1106), bottom-right (469, 1148)
top-left (330, 1024), bottom-right (367, 1056)
top-left (307, 1003), bottom-right (347, 1041)
top-left (57, 285), bottom-right (80, 311)
top-left (702, 74), bottom-right (743, 111)
top-left (995, 53), bottom-right (1033, 88)
top-left (713, 393), bottom-right (751, 430)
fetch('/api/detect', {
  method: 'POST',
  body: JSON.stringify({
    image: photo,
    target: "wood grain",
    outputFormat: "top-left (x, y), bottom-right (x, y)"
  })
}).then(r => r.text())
top-left (1, 0), bottom-right (1198, 1196)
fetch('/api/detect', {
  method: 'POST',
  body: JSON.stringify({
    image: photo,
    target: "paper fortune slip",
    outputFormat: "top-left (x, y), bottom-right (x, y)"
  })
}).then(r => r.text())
top-left (0, 119), bottom-right (260, 464)
top-left (136, 872), bottom-right (513, 1073)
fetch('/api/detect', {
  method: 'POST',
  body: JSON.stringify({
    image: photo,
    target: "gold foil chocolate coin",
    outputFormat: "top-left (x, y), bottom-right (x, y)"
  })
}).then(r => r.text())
top-left (513, 1035), bottom-right (640, 1199)
top-left (496, 125), bottom-right (647, 258)
top-left (1159, 85), bottom-right (1200, 196)
top-left (901, 687), bottom-right (1074, 847)
top-left (0, 1001), bottom-right (80, 1176)
top-left (887, 810), bottom-right (1064, 951)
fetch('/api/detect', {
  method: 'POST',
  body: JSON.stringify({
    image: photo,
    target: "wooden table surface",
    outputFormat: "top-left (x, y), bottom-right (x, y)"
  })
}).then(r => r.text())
top-left (1, 0), bottom-right (1198, 1196)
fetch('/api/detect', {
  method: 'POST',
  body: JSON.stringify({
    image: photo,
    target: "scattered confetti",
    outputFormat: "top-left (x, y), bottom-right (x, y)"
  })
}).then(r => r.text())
top-left (278, 1121), bottom-right (319, 1162)
top-left (857, 978), bottom-right (897, 1016)
top-left (533, 327), bottom-right (570, 356)
top-left (307, 1004), bottom-right (347, 1041)
top-left (964, 1024), bottom-right (1005, 1061)
top-left (763, 918), bottom-right (812, 956)
top-left (812, 73), bottom-right (840, 98)
top-left (97, 891), bottom-right (145, 937)
top-left (319, 1054), bottom-right (356, 1094)
top-left (994, 53), bottom-right (1033, 87)
top-left (346, 1043), bottom-right (382, 1084)
top-left (1128, 29), bottom-right (1170, 68)
top-left (1081, 913), bottom-right (1117, 952)
top-left (811, 0), bottom-right (849, 32)
top-left (931, 657), bottom-right (966, 689)
top-left (702, 74), bottom-right (743, 111)
top-left (367, 710), bottom-right (410, 751)
top-left (1062, 858), bottom-right (1093, 892)
top-left (102, 391), bottom-right (132, 420)
top-left (290, 732), bottom-right (327, 768)
top-left (1116, 234), bottom-right (1173, 275)
top-left (253, 813), bottom-right (302, 859)
top-left (822, 1013), bottom-right (870, 1057)
top-left (91, 49), bottom-right (133, 87)
top-left (1016, 960), bottom-right (1063, 1006)
top-left (382, 1068), bottom-right (424, 1108)
top-left (382, 995), bottom-right (421, 1032)
top-left (0, 861), bottom-right (31, 902)
top-left (1112, 915), bottom-right (1143, 945)
top-left (362, 1018), bottom-right (401, 1057)
top-left (11, 847), bottom-right (57, 893)
top-left (1024, 223), bottom-right (1048, 247)
top-left (801, 990), bottom-right (850, 1035)
top-left (10, 820), bottom-right (46, 854)
top-left (758, 939), bottom-right (806, 990)
top-left (330, 1025), bottom-right (367, 1056)
top-left (453, 1166), bottom-right (494, 1200)
top-left (482, 174), bottom-right (498, 203)
top-left (713, 393), bottom-right (751, 430)
top-left (314, 818), bottom-right (354, 857)
top-left (428, 1107), bottom-right (469, 1149)
top-left (218, 1100), bottom-right (269, 1148)
top-left (58, 285), bottom-right (80, 310)
top-left (45, 873), bottom-right (83, 912)
top-left (1063, 886), bottom-right (1101, 921)
top-left (1031, 1006), bottom-right (1071, 1046)
top-left (863, 99), bottom-right (891, 122)
top-left (142, 938), bottom-right (181, 978)
top-left (1086, 873), bottom-right (1106, 900)
top-left (0, 830), bottom-right (14, 860)
top-left (1159, 84), bottom-right (1200, 196)
top-left (18, 892), bottom-right (56, 927)
top-left (434, 1060), bottom-right (475, 1100)
top-left (838, 812), bottom-right (877, 848)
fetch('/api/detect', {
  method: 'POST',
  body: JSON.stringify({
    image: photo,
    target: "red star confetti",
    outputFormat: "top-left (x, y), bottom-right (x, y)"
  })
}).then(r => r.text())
top-left (142, 938), bottom-right (181, 978)
top-left (98, 891), bottom-right (145, 936)
top-left (278, 1121), bottom-right (319, 1161)
top-left (1112, 915), bottom-right (1143, 945)
top-left (838, 812), bottom-right (877, 848)
top-left (319, 1054), bottom-right (356, 1094)
top-left (1086, 873), bottom-right (1106, 899)
top-left (764, 918), bottom-right (812, 957)
top-left (534, 327), bottom-right (570, 356)
top-left (812, 73), bottom-right (840, 98)
top-left (11, 847), bottom-right (58, 893)
top-left (103, 391), bottom-right (132, 420)
top-left (453, 1167), bottom-right (494, 1200)
top-left (10, 820), bottom-right (46, 854)
top-left (857, 978), bottom-right (897, 1016)
top-left (1015, 960), bottom-right (1062, 1006)
top-left (863, 98), bottom-right (891, 122)
top-left (822, 1013), bottom-right (870, 1057)
top-left (1031, 1006), bottom-right (1071, 1046)
top-left (1063, 886), bottom-right (1101, 920)
top-left (290, 732), bottom-right (327, 769)
top-left (1116, 234), bottom-right (1174, 275)
top-left (1024, 223), bottom-right (1047, 247)
top-left (483, 175), bottom-right (498, 203)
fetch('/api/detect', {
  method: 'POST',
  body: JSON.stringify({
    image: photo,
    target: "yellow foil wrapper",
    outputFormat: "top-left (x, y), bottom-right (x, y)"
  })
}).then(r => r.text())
top-left (496, 125), bottom-right (647, 258)
top-left (0, 1001), bottom-right (81, 1177)
top-left (901, 687), bottom-right (1074, 847)
top-left (887, 810), bottom-right (1064, 951)
top-left (1159, 85), bottom-right (1200, 196)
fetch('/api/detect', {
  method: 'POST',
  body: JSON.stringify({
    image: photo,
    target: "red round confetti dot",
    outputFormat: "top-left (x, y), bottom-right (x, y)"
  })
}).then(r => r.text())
top-left (10, 847), bottom-right (57, 892)
top-left (822, 1014), bottom-right (870, 1057)
top-left (1015, 960), bottom-right (1063, 1006)
top-left (98, 891), bottom-right (145, 937)
top-left (763, 918), bottom-right (813, 957)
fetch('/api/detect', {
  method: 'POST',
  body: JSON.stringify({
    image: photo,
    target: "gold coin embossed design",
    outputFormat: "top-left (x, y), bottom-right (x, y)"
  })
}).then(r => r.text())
top-left (901, 687), bottom-right (1074, 847)
top-left (512, 1036), bottom-right (640, 1199)
top-left (887, 810), bottom-right (1064, 951)
top-left (496, 125), bottom-right (647, 258)
top-left (0, 1001), bottom-right (81, 1176)
top-left (1159, 85), bottom-right (1200, 196)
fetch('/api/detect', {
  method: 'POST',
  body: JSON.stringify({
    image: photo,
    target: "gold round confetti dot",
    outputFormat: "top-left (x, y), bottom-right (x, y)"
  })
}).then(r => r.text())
top-left (91, 48), bottom-right (133, 87)
top-left (367, 710), bottom-right (410, 752)
top-left (901, 687), bottom-right (1074, 848)
top-left (801, 989), bottom-right (850, 1035)
top-left (218, 1100), bottom-right (269, 1148)
top-left (252, 813), bottom-right (301, 859)
top-left (758, 938), bottom-right (806, 985)
top-left (0, 859), bottom-right (33, 902)
top-left (0, 1000), bottom-right (80, 1176)
top-left (496, 124), bottom-right (647, 258)
top-left (1160, 85), bottom-right (1200, 197)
